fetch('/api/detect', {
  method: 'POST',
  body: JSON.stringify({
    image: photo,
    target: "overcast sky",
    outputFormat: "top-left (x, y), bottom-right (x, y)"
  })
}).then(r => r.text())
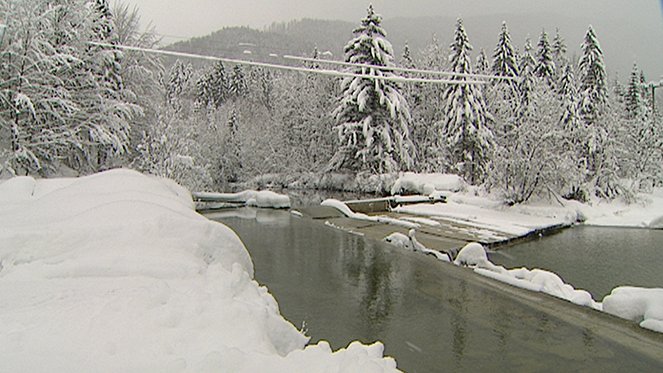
top-left (125, 0), bottom-right (663, 78)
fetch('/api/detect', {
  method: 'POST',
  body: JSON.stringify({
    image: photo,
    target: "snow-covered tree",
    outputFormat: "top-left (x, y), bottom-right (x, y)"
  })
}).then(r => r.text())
top-left (329, 5), bottom-right (415, 173)
top-left (534, 29), bottom-right (556, 86)
top-left (552, 28), bottom-right (568, 68)
top-left (165, 60), bottom-right (193, 112)
top-left (624, 63), bottom-right (645, 119)
top-left (401, 42), bottom-right (415, 70)
top-left (229, 65), bottom-right (248, 99)
top-left (518, 38), bottom-right (537, 113)
top-left (475, 48), bottom-right (489, 75)
top-left (491, 22), bottom-right (519, 82)
top-left (196, 61), bottom-right (229, 110)
top-left (0, 0), bottom-right (136, 175)
top-left (558, 64), bottom-right (581, 130)
top-left (440, 18), bottom-right (494, 184)
top-left (578, 25), bottom-right (608, 127)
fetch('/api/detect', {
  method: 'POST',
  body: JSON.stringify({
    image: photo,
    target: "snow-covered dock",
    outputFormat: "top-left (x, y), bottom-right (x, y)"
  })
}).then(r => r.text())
top-left (300, 198), bottom-right (572, 257)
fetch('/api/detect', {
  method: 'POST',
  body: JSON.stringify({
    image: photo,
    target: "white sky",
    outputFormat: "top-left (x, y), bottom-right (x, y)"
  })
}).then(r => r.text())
top-left (124, 0), bottom-right (663, 77)
top-left (125, 0), bottom-right (659, 35)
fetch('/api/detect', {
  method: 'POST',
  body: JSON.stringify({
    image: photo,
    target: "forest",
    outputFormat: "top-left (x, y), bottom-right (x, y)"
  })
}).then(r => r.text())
top-left (1, 0), bottom-right (661, 204)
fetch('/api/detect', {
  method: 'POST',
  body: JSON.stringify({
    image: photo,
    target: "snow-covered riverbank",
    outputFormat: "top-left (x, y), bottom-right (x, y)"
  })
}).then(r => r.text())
top-left (391, 172), bottom-right (663, 230)
top-left (0, 169), bottom-right (399, 372)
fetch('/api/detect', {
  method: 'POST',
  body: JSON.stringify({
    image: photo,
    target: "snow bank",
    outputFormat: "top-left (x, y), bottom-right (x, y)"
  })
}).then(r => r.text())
top-left (390, 172), bottom-right (465, 195)
top-left (321, 198), bottom-right (419, 229)
top-left (194, 190), bottom-right (291, 209)
top-left (603, 287), bottom-right (663, 333)
top-left (454, 243), bottom-right (601, 310)
top-left (575, 188), bottom-right (663, 228)
top-left (0, 169), bottom-right (399, 372)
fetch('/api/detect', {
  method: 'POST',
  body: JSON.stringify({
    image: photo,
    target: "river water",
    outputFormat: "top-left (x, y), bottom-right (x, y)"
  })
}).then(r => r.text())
top-left (490, 226), bottom-right (663, 299)
top-left (208, 209), bottom-right (663, 372)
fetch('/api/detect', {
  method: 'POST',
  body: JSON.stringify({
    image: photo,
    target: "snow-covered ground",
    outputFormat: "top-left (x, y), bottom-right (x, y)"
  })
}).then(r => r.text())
top-left (391, 172), bottom-right (663, 231)
top-left (0, 169), bottom-right (399, 372)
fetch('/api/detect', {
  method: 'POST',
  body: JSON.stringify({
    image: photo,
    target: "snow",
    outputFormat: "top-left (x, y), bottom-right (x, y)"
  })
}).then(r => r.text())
top-left (391, 172), bottom-right (465, 195)
top-left (454, 243), bottom-right (601, 310)
top-left (383, 230), bottom-right (450, 262)
top-left (389, 173), bottom-right (663, 231)
top-left (0, 169), bottom-right (399, 372)
top-left (603, 287), bottom-right (663, 333)
top-left (194, 190), bottom-right (291, 209)
top-left (574, 189), bottom-right (663, 228)
top-left (321, 198), bottom-right (419, 229)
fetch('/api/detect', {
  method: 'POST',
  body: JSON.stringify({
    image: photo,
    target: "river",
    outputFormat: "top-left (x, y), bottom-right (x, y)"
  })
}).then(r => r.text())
top-left (208, 208), bottom-right (663, 372)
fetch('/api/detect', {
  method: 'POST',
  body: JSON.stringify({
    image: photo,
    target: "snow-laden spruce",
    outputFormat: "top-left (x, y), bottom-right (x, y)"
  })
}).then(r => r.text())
top-left (0, 169), bottom-right (400, 372)
top-left (440, 18), bottom-right (494, 185)
top-left (329, 5), bottom-right (415, 174)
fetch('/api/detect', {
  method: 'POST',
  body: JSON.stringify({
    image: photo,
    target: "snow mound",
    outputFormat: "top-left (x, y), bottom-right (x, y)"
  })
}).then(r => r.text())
top-left (455, 243), bottom-right (601, 310)
top-left (0, 169), bottom-right (399, 372)
top-left (391, 172), bottom-right (465, 195)
top-left (194, 190), bottom-right (291, 209)
top-left (603, 287), bottom-right (663, 333)
top-left (384, 230), bottom-right (450, 262)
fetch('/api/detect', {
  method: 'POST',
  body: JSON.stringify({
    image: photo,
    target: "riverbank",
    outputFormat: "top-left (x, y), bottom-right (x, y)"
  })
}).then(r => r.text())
top-left (0, 169), bottom-right (399, 372)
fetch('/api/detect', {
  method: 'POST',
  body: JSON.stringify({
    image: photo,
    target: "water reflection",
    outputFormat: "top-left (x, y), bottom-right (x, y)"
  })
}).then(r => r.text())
top-left (212, 209), bottom-right (663, 372)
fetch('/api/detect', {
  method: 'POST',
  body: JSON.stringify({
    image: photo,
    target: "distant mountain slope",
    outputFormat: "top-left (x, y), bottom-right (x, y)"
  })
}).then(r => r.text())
top-left (165, 14), bottom-right (662, 79)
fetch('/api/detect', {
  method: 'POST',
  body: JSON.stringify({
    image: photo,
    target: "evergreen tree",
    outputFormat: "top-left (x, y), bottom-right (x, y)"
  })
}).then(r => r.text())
top-left (329, 5), bottom-right (414, 173)
top-left (475, 48), bottom-right (489, 75)
top-left (491, 22), bottom-right (519, 81)
top-left (165, 60), bottom-right (193, 112)
top-left (578, 25), bottom-right (608, 127)
top-left (229, 65), bottom-right (248, 99)
top-left (551, 28), bottom-right (568, 68)
top-left (441, 18), bottom-right (494, 184)
top-left (534, 29), bottom-right (556, 85)
top-left (625, 63), bottom-right (644, 119)
top-left (518, 38), bottom-right (537, 112)
top-left (196, 61), bottom-right (229, 110)
top-left (558, 64), bottom-right (581, 130)
top-left (401, 42), bottom-right (415, 70)
top-left (488, 22), bottom-right (519, 138)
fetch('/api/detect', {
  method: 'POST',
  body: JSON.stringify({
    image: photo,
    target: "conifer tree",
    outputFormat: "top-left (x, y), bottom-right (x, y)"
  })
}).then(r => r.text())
top-left (229, 65), bottom-right (248, 99)
top-left (625, 63), bottom-right (644, 119)
top-left (552, 29), bottom-right (568, 67)
top-left (578, 25), bottom-right (608, 127)
top-left (329, 5), bottom-right (414, 173)
top-left (196, 61), bottom-right (229, 109)
top-left (558, 64), bottom-right (581, 130)
top-left (492, 22), bottom-right (519, 82)
top-left (475, 48), bottom-right (489, 75)
top-left (518, 38), bottom-right (537, 112)
top-left (441, 18), bottom-right (494, 184)
top-left (534, 29), bottom-right (556, 85)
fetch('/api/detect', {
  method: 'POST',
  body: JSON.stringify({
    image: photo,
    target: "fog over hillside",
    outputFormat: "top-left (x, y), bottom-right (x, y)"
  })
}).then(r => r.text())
top-left (166, 13), bottom-right (663, 81)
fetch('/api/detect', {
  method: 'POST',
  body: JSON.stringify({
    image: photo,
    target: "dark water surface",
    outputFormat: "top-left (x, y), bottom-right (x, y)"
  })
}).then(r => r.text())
top-left (209, 209), bottom-right (663, 373)
top-left (490, 226), bottom-right (663, 299)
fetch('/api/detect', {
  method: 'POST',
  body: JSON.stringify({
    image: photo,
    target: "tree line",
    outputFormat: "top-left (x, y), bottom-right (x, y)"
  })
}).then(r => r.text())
top-left (1, 2), bottom-right (660, 203)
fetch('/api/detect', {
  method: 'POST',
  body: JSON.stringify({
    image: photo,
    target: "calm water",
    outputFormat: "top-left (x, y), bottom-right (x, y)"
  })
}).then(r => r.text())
top-left (209, 209), bottom-right (663, 373)
top-left (490, 226), bottom-right (663, 299)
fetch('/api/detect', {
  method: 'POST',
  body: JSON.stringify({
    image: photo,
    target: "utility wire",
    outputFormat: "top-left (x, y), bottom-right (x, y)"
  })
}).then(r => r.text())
top-left (90, 42), bottom-right (488, 85)
top-left (284, 55), bottom-right (517, 81)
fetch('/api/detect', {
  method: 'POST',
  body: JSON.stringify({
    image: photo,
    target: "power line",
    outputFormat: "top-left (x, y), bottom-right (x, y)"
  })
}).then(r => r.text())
top-left (90, 42), bottom-right (488, 86)
top-left (284, 55), bottom-right (517, 81)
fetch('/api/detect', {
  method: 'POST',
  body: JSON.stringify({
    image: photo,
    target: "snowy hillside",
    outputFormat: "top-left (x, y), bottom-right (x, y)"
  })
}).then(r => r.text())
top-left (0, 169), bottom-right (399, 372)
